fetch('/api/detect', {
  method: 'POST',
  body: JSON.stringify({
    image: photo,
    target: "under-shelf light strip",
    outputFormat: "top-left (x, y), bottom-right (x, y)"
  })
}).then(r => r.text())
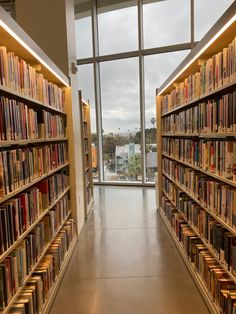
top-left (158, 14), bottom-right (236, 96)
top-left (0, 20), bottom-right (69, 87)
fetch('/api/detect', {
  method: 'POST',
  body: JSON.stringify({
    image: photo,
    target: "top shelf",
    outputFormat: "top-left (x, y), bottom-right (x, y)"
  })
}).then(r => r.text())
top-left (157, 2), bottom-right (236, 97)
top-left (0, 6), bottom-right (69, 87)
top-left (0, 83), bottom-right (66, 115)
top-left (161, 79), bottom-right (236, 117)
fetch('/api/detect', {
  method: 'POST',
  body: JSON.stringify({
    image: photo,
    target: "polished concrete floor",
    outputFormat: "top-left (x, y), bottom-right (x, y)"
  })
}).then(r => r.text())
top-left (50, 186), bottom-right (210, 314)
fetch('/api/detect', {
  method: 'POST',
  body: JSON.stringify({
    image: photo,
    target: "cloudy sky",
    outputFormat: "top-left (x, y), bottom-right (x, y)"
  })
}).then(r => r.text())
top-left (76, 0), bottom-right (234, 134)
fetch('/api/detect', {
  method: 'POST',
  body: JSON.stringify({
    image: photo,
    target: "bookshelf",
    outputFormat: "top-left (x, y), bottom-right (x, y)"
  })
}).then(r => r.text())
top-left (156, 3), bottom-right (236, 314)
top-left (0, 6), bottom-right (78, 314)
top-left (79, 91), bottom-right (94, 218)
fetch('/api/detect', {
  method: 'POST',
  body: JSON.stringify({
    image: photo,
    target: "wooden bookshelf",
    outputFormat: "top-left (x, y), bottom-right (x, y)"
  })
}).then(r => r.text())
top-left (3, 211), bottom-right (72, 314)
top-left (162, 152), bottom-right (236, 188)
top-left (161, 79), bottom-right (236, 117)
top-left (159, 209), bottom-right (220, 314)
top-left (79, 91), bottom-right (94, 219)
top-left (156, 3), bottom-right (236, 313)
top-left (0, 6), bottom-right (78, 314)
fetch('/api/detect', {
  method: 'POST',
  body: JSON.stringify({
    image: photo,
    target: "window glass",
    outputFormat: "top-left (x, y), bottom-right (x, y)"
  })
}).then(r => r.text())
top-left (100, 58), bottom-right (141, 182)
top-left (195, 0), bottom-right (234, 41)
top-left (98, 4), bottom-right (138, 55)
top-left (143, 0), bottom-right (190, 48)
top-left (75, 15), bottom-right (93, 59)
top-left (144, 50), bottom-right (190, 182)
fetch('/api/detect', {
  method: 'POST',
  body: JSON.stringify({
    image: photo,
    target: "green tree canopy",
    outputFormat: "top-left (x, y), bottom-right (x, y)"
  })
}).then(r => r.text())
top-left (128, 155), bottom-right (141, 180)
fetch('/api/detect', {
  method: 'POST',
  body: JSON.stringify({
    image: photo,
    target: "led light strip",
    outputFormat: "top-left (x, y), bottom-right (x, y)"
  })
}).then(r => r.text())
top-left (158, 14), bottom-right (236, 96)
top-left (0, 19), bottom-right (70, 87)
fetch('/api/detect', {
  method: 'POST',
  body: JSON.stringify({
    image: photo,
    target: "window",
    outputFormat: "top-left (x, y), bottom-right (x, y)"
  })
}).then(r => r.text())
top-left (98, 3), bottom-right (138, 55)
top-left (75, 14), bottom-right (93, 59)
top-left (100, 58), bottom-right (141, 182)
top-left (77, 64), bottom-right (98, 181)
top-left (195, 0), bottom-right (234, 41)
top-left (143, 0), bottom-right (190, 49)
top-left (144, 50), bottom-right (190, 182)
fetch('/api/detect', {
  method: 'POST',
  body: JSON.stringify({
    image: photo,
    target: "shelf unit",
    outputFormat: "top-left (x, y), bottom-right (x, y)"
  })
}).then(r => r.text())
top-left (0, 6), bottom-right (78, 314)
top-left (79, 91), bottom-right (94, 219)
top-left (156, 3), bottom-right (236, 313)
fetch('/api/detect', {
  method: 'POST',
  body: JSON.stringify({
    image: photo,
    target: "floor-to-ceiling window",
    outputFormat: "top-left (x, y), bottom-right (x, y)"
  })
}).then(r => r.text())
top-left (75, 0), bottom-right (234, 184)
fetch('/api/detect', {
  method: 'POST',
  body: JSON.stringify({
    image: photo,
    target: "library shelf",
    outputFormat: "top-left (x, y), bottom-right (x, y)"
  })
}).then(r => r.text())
top-left (159, 209), bottom-right (220, 314)
top-left (162, 133), bottom-right (199, 137)
top-left (0, 5), bottom-right (79, 314)
top-left (162, 171), bottom-right (236, 237)
top-left (87, 197), bottom-right (94, 214)
top-left (162, 152), bottom-right (236, 188)
top-left (0, 138), bottom-right (68, 147)
top-left (3, 210), bottom-right (72, 314)
top-left (156, 5), bottom-right (236, 311)
top-left (79, 91), bottom-right (94, 219)
top-left (40, 235), bottom-right (78, 314)
top-left (162, 133), bottom-right (236, 138)
top-left (0, 186), bottom-right (71, 263)
top-left (0, 162), bottom-right (69, 205)
top-left (163, 190), bottom-right (236, 287)
top-left (0, 84), bottom-right (66, 116)
top-left (161, 79), bottom-right (236, 117)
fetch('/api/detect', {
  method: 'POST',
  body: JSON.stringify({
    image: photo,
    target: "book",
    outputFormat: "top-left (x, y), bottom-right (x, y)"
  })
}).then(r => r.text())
top-left (161, 36), bottom-right (236, 114)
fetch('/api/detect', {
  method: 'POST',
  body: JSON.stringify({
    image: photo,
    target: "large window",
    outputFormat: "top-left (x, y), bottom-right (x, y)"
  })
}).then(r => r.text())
top-left (97, 3), bottom-right (138, 55)
top-left (75, 13), bottom-right (93, 59)
top-left (143, 0), bottom-right (190, 48)
top-left (100, 58), bottom-right (141, 181)
top-left (195, 0), bottom-right (234, 41)
top-left (75, 0), bottom-right (233, 184)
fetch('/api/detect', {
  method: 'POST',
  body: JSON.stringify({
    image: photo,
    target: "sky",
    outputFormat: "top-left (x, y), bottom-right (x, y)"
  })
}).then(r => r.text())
top-left (76, 0), bottom-right (234, 134)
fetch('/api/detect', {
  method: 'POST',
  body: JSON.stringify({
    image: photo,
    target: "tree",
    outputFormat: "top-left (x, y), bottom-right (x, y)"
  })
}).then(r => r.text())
top-left (128, 155), bottom-right (141, 180)
top-left (103, 134), bottom-right (130, 159)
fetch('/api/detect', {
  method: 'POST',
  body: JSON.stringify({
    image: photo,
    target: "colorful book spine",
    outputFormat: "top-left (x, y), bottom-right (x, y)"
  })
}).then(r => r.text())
top-left (161, 36), bottom-right (236, 114)
top-left (7, 219), bottom-right (74, 314)
top-left (0, 47), bottom-right (65, 111)
top-left (161, 196), bottom-right (236, 313)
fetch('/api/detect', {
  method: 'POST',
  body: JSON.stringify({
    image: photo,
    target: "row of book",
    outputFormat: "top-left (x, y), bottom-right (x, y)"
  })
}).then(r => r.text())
top-left (162, 157), bottom-right (236, 227)
top-left (0, 46), bottom-right (65, 111)
top-left (0, 170), bottom-right (69, 255)
top-left (0, 142), bottom-right (68, 198)
top-left (162, 139), bottom-right (236, 181)
top-left (7, 219), bottom-right (74, 314)
top-left (161, 36), bottom-right (236, 114)
top-left (0, 96), bottom-right (66, 141)
top-left (162, 91), bottom-right (236, 134)
top-left (43, 111), bottom-right (65, 139)
top-left (0, 209), bottom-right (72, 311)
top-left (161, 196), bottom-right (236, 313)
top-left (163, 178), bottom-right (236, 274)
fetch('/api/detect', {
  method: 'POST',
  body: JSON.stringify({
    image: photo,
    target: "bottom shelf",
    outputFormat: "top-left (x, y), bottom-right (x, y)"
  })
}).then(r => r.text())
top-left (41, 235), bottom-right (78, 314)
top-left (158, 209), bottom-right (219, 314)
top-left (86, 197), bottom-right (94, 218)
